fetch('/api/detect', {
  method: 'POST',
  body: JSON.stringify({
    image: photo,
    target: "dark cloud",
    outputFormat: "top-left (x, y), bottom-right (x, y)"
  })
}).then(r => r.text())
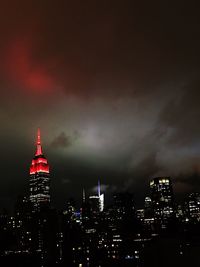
top-left (159, 81), bottom-right (200, 146)
top-left (1, 1), bottom-right (199, 98)
top-left (51, 131), bottom-right (80, 149)
top-left (51, 132), bottom-right (73, 148)
top-left (173, 173), bottom-right (200, 197)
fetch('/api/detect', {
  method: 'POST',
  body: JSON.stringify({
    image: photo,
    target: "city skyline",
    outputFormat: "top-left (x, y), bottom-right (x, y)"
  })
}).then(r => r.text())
top-left (0, 127), bottom-right (199, 214)
top-left (2, 128), bottom-right (200, 211)
top-left (1, 1), bottom-right (200, 211)
top-left (1, 129), bottom-right (200, 267)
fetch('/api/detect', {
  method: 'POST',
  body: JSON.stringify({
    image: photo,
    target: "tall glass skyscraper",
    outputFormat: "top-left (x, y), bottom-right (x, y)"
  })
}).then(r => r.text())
top-left (150, 177), bottom-right (174, 223)
top-left (29, 129), bottom-right (50, 211)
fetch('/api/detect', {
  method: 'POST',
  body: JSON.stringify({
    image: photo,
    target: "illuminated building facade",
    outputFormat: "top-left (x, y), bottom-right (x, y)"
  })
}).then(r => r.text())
top-left (150, 177), bottom-right (174, 223)
top-left (29, 129), bottom-right (50, 211)
top-left (88, 180), bottom-right (104, 213)
top-left (98, 180), bottom-right (104, 212)
top-left (185, 193), bottom-right (200, 221)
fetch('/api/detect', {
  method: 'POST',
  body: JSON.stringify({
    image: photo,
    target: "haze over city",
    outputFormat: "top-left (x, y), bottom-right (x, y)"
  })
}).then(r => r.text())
top-left (0, 1), bottom-right (200, 210)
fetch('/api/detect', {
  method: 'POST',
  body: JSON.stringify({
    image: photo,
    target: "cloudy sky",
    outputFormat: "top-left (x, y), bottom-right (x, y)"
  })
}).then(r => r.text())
top-left (0, 1), bottom-right (200, 210)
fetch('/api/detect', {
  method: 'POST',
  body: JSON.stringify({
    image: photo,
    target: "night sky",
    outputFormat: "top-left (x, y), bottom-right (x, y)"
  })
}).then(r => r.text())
top-left (1, 1), bottom-right (200, 210)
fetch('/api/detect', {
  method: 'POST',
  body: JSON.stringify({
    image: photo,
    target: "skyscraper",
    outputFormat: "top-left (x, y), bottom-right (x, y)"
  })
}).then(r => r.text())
top-left (88, 180), bottom-right (104, 213)
top-left (185, 193), bottom-right (200, 221)
top-left (150, 177), bottom-right (174, 224)
top-left (113, 192), bottom-right (135, 221)
top-left (29, 129), bottom-right (50, 211)
top-left (98, 179), bottom-right (104, 212)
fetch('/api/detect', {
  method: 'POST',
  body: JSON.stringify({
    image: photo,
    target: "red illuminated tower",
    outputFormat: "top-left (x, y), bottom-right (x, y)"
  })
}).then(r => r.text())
top-left (29, 129), bottom-right (50, 210)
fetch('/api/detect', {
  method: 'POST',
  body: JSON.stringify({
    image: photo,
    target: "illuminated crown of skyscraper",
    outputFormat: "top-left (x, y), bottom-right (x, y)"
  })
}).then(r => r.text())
top-left (30, 128), bottom-right (49, 175)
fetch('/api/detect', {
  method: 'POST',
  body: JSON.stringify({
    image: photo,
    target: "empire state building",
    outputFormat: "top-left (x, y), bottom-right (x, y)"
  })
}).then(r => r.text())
top-left (29, 129), bottom-right (50, 210)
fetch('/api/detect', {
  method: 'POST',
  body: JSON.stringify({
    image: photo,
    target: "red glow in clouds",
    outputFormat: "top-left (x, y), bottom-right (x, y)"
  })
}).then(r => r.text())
top-left (5, 38), bottom-right (55, 92)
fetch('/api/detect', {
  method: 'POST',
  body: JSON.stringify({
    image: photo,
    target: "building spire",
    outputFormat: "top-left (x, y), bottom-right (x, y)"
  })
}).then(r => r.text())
top-left (98, 179), bottom-right (101, 197)
top-left (83, 188), bottom-right (86, 203)
top-left (35, 128), bottom-right (43, 156)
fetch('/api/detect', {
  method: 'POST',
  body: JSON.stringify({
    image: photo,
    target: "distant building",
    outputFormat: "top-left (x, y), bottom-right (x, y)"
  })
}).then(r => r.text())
top-left (145, 197), bottom-right (152, 208)
top-left (88, 180), bottom-right (104, 214)
top-left (143, 196), bottom-right (155, 228)
top-left (89, 196), bottom-right (100, 214)
top-left (150, 177), bottom-right (174, 224)
top-left (185, 193), bottom-right (200, 221)
top-left (136, 209), bottom-right (145, 221)
top-left (175, 204), bottom-right (184, 221)
top-left (113, 192), bottom-right (135, 221)
top-left (144, 196), bottom-right (153, 218)
top-left (29, 129), bottom-right (50, 211)
top-left (14, 196), bottom-right (33, 252)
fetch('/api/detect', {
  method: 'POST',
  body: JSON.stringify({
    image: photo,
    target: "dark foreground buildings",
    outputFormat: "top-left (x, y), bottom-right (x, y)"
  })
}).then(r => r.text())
top-left (1, 131), bottom-right (200, 266)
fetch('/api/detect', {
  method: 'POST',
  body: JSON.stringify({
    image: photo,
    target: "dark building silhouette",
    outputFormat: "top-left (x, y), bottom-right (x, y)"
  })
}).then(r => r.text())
top-left (113, 192), bottom-right (135, 219)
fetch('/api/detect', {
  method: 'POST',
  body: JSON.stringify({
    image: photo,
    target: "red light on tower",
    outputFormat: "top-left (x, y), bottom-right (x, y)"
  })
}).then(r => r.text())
top-left (29, 129), bottom-right (49, 175)
top-left (29, 129), bottom-right (50, 210)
